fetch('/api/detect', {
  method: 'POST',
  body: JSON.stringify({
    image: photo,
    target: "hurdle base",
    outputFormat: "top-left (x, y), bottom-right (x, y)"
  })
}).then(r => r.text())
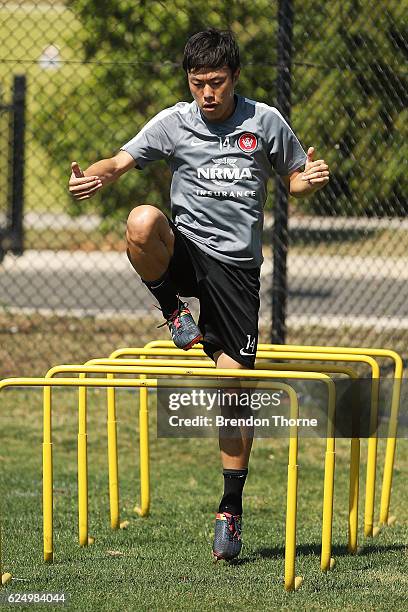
top-left (321, 557), bottom-right (336, 572)
top-left (381, 515), bottom-right (397, 527)
top-left (88, 536), bottom-right (95, 545)
top-left (348, 544), bottom-right (362, 555)
top-left (371, 515), bottom-right (397, 540)
top-left (1, 573), bottom-right (12, 586)
top-left (372, 515), bottom-right (397, 537)
top-left (120, 520), bottom-right (129, 529)
top-left (44, 551), bottom-right (53, 563)
top-left (285, 576), bottom-right (303, 592)
top-left (134, 506), bottom-right (149, 517)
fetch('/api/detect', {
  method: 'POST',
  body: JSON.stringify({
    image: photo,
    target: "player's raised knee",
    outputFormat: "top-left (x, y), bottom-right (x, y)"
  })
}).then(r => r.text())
top-left (126, 205), bottom-right (165, 247)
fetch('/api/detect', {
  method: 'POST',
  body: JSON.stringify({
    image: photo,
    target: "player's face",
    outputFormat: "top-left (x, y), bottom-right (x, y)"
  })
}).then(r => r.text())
top-left (187, 66), bottom-right (240, 123)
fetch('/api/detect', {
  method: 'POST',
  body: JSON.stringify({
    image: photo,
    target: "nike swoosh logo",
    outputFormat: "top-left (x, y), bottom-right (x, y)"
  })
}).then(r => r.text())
top-left (239, 349), bottom-right (255, 356)
top-left (191, 139), bottom-right (205, 147)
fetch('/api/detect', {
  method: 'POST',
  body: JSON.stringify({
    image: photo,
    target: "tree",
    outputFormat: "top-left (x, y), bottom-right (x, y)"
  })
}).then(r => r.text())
top-left (36, 0), bottom-right (278, 226)
top-left (36, 0), bottom-right (407, 221)
top-left (292, 0), bottom-right (407, 215)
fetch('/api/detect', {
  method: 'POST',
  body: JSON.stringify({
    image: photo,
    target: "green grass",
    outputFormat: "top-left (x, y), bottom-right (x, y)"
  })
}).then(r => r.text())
top-left (0, 388), bottom-right (407, 611)
top-left (1, 311), bottom-right (408, 381)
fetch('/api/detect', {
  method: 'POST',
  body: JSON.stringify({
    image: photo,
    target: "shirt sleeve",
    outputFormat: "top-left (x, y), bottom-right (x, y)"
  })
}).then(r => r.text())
top-left (262, 107), bottom-right (307, 176)
top-left (120, 108), bottom-right (176, 169)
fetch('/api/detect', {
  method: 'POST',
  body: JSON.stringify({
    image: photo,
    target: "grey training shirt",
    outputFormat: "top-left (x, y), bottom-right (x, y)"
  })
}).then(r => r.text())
top-left (121, 94), bottom-right (307, 268)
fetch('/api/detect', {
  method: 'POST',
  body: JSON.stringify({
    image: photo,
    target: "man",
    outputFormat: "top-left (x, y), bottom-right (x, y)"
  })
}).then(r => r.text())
top-left (68, 28), bottom-right (330, 561)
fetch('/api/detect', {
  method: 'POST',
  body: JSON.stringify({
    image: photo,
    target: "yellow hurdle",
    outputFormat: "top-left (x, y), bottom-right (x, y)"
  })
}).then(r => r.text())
top-left (143, 340), bottom-right (400, 536)
top-left (40, 363), bottom-right (337, 591)
top-left (104, 346), bottom-right (378, 548)
top-left (259, 343), bottom-right (402, 535)
top-left (0, 521), bottom-right (12, 586)
top-left (2, 378), bottom-right (160, 584)
top-left (2, 337), bottom-right (401, 591)
top-left (2, 375), bottom-right (299, 590)
top-left (86, 351), bottom-right (360, 555)
top-left (87, 356), bottom-right (351, 571)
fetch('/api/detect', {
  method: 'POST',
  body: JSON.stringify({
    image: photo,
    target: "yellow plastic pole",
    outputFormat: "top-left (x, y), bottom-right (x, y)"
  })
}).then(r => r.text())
top-left (45, 363), bottom-right (333, 385)
top-left (136, 355), bottom-right (149, 517)
top-left (43, 386), bottom-right (53, 562)
top-left (379, 368), bottom-right (402, 527)
top-left (0, 521), bottom-right (12, 584)
top-left (348, 381), bottom-right (360, 554)
top-left (285, 386), bottom-right (302, 591)
top-left (78, 374), bottom-right (90, 546)
top-left (106, 373), bottom-right (120, 529)
top-left (320, 379), bottom-right (336, 572)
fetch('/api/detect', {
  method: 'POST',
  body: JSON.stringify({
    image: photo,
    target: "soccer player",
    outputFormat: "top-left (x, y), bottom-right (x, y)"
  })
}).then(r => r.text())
top-left (68, 28), bottom-right (330, 561)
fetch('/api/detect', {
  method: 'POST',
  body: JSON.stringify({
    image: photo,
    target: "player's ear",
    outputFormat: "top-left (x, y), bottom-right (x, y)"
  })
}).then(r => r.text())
top-left (232, 68), bottom-right (240, 84)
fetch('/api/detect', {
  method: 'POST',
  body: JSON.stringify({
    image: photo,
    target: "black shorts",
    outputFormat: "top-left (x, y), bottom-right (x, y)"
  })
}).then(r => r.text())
top-left (167, 220), bottom-right (260, 368)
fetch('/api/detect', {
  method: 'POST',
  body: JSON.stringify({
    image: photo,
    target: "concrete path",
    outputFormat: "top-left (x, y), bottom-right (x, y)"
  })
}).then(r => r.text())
top-left (2, 249), bottom-right (408, 331)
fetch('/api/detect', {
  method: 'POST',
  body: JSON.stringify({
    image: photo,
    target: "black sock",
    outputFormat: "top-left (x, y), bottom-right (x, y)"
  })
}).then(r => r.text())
top-left (218, 468), bottom-right (248, 516)
top-left (143, 269), bottom-right (179, 319)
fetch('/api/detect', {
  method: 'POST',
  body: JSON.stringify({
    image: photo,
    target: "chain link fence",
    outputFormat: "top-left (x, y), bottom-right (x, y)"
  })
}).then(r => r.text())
top-left (0, 0), bottom-right (406, 376)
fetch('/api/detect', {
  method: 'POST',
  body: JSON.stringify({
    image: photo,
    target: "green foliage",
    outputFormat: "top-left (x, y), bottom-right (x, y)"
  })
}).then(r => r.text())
top-left (36, 0), bottom-right (278, 221)
top-left (35, 0), bottom-right (407, 219)
top-left (293, 0), bottom-right (407, 215)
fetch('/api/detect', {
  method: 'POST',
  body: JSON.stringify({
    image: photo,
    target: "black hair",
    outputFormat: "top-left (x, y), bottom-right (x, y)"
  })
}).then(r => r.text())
top-left (182, 28), bottom-right (240, 75)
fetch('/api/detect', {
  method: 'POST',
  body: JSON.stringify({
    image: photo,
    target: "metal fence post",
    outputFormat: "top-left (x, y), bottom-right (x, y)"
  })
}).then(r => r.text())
top-left (10, 74), bottom-right (26, 255)
top-left (272, 0), bottom-right (293, 344)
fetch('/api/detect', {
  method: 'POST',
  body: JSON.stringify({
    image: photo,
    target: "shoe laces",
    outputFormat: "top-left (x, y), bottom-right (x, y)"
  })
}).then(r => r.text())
top-left (155, 300), bottom-right (190, 329)
top-left (225, 513), bottom-right (241, 541)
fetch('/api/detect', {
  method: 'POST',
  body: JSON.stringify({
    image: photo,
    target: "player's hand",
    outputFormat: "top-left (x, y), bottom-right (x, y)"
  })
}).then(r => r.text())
top-left (301, 147), bottom-right (330, 189)
top-left (68, 162), bottom-right (103, 200)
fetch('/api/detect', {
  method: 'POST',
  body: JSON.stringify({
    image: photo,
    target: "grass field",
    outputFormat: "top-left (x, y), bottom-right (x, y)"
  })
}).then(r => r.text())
top-left (1, 310), bottom-right (408, 380)
top-left (0, 388), bottom-right (407, 610)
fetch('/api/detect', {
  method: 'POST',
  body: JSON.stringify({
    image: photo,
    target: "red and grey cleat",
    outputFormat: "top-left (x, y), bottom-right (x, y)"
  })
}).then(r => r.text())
top-left (212, 512), bottom-right (242, 561)
top-left (159, 302), bottom-right (202, 350)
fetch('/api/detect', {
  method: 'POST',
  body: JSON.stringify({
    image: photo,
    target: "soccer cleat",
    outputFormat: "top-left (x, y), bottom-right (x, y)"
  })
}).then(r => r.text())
top-left (212, 512), bottom-right (242, 561)
top-left (159, 302), bottom-right (202, 350)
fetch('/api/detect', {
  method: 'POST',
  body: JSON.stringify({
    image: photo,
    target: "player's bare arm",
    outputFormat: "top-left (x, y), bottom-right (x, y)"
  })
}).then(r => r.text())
top-left (68, 150), bottom-right (135, 200)
top-left (283, 146), bottom-right (330, 198)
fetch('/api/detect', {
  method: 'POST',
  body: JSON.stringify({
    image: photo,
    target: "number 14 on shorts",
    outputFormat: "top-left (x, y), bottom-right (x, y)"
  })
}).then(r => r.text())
top-left (240, 334), bottom-right (256, 357)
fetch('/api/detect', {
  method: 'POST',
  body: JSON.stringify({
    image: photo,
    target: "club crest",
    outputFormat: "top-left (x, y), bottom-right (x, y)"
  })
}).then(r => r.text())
top-left (238, 132), bottom-right (258, 153)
